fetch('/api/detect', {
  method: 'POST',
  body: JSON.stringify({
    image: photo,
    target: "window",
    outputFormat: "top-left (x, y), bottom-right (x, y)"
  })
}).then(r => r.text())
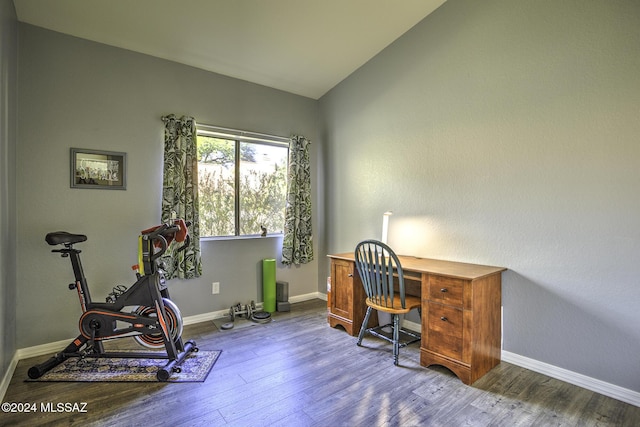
top-left (197, 125), bottom-right (289, 238)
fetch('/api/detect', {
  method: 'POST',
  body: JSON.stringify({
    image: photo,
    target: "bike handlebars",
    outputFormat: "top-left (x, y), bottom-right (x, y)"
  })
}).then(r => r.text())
top-left (142, 219), bottom-right (191, 262)
top-left (45, 219), bottom-right (192, 280)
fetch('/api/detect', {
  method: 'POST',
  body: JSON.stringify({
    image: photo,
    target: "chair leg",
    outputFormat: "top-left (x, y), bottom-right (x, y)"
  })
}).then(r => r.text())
top-left (357, 307), bottom-right (373, 346)
top-left (392, 314), bottom-right (400, 365)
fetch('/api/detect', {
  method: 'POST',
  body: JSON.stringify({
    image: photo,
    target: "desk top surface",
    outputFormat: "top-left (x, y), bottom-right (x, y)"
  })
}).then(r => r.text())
top-left (328, 252), bottom-right (506, 280)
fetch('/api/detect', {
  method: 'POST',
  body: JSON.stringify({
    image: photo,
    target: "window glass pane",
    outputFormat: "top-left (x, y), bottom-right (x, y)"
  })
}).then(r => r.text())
top-left (239, 142), bottom-right (288, 235)
top-left (198, 136), bottom-right (236, 237)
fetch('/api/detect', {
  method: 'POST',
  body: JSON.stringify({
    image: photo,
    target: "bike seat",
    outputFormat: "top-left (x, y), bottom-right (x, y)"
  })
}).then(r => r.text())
top-left (46, 232), bottom-right (87, 246)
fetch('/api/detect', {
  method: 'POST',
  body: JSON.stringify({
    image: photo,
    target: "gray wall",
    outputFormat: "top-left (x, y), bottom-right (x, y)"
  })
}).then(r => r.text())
top-left (0, 0), bottom-right (17, 379)
top-left (16, 24), bottom-right (319, 348)
top-left (320, 0), bottom-right (640, 393)
top-left (9, 0), bottom-right (640, 397)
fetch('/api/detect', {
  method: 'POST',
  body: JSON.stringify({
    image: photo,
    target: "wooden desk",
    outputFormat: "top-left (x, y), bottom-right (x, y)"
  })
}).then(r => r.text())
top-left (327, 252), bottom-right (506, 385)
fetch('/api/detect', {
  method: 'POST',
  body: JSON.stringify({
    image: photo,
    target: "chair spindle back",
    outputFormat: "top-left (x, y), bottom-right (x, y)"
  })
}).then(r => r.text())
top-left (354, 240), bottom-right (406, 309)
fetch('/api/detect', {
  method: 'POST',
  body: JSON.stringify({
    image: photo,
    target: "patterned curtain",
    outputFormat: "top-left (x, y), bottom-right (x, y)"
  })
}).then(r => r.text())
top-left (161, 114), bottom-right (202, 279)
top-left (282, 135), bottom-right (314, 265)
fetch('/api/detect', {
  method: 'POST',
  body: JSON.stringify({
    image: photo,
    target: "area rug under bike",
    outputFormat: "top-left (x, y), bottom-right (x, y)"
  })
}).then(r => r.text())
top-left (27, 350), bottom-right (221, 382)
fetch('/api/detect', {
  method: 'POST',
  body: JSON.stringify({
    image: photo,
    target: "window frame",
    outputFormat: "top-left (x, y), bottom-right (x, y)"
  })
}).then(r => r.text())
top-left (196, 124), bottom-right (289, 239)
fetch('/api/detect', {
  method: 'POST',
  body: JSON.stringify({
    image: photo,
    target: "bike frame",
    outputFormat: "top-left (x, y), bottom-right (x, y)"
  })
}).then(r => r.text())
top-left (28, 221), bottom-right (197, 381)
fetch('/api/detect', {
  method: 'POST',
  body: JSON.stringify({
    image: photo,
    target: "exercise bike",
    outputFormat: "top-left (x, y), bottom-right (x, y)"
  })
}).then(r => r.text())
top-left (28, 219), bottom-right (197, 381)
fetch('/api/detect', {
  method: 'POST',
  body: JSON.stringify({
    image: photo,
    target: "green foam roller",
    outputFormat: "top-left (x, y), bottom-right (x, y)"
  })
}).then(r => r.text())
top-left (262, 259), bottom-right (276, 313)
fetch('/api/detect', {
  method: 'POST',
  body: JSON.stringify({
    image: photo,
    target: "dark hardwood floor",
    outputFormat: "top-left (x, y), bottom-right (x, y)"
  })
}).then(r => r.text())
top-left (2, 299), bottom-right (639, 426)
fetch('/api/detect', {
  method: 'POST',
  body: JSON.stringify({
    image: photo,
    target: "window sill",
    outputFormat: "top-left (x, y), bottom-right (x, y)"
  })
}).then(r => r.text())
top-left (200, 234), bottom-right (283, 242)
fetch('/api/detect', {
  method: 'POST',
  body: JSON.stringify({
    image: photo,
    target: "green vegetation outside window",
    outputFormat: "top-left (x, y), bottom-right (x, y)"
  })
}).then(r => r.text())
top-left (197, 127), bottom-right (288, 238)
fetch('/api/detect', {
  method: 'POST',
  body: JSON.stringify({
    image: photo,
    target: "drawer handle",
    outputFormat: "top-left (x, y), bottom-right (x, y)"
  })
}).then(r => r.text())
top-left (440, 316), bottom-right (448, 322)
top-left (348, 273), bottom-right (353, 277)
top-left (440, 288), bottom-right (448, 293)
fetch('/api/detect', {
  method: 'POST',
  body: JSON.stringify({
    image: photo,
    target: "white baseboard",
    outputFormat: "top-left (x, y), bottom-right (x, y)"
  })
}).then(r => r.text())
top-left (182, 307), bottom-right (238, 325)
top-left (381, 317), bottom-right (640, 407)
top-left (0, 292), bottom-right (325, 401)
top-left (4, 295), bottom-right (638, 409)
top-left (290, 291), bottom-right (324, 303)
top-left (403, 319), bottom-right (421, 333)
top-left (501, 350), bottom-right (640, 407)
top-left (12, 293), bottom-right (326, 361)
top-left (15, 338), bottom-right (73, 360)
top-left (182, 292), bottom-right (324, 325)
top-left (0, 353), bottom-right (20, 403)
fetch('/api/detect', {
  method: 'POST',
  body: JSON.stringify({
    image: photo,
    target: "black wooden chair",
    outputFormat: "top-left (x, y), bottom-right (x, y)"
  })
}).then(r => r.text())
top-left (354, 240), bottom-right (421, 365)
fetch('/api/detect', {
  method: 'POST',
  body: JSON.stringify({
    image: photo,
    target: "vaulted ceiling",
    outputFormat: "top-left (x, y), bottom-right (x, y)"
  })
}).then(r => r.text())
top-left (14, 0), bottom-right (446, 99)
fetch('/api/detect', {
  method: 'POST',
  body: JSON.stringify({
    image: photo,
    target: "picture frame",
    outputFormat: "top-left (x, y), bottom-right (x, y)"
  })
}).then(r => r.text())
top-left (70, 148), bottom-right (127, 190)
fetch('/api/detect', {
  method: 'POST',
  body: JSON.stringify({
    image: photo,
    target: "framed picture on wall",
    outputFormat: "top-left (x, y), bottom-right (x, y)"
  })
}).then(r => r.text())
top-left (70, 148), bottom-right (127, 190)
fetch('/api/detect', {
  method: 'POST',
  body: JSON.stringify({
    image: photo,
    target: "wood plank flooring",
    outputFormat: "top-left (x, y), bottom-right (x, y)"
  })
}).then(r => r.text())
top-left (2, 299), bottom-right (639, 426)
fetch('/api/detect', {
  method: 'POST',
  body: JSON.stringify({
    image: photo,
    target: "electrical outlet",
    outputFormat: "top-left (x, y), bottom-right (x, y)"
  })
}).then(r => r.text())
top-left (212, 282), bottom-right (220, 294)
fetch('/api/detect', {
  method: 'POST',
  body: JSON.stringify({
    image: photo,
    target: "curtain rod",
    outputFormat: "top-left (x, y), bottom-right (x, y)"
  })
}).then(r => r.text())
top-left (161, 116), bottom-right (290, 144)
top-left (197, 124), bottom-right (290, 144)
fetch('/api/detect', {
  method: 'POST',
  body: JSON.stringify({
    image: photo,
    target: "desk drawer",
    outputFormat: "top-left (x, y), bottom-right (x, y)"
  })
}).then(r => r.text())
top-left (428, 276), bottom-right (464, 307)
top-left (426, 303), bottom-right (463, 361)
